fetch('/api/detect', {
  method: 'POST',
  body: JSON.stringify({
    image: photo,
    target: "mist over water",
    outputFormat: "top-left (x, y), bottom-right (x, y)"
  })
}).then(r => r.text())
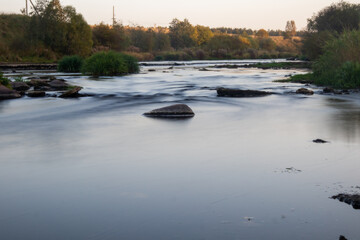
top-left (0, 60), bottom-right (359, 240)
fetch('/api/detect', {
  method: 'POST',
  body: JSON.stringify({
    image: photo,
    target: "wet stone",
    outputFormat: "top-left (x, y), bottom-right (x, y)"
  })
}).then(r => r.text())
top-left (332, 194), bottom-right (360, 210)
top-left (296, 88), bottom-right (314, 95)
top-left (217, 87), bottom-right (272, 98)
top-left (27, 91), bottom-right (46, 98)
top-left (144, 104), bottom-right (195, 118)
top-left (59, 86), bottom-right (83, 98)
top-left (313, 139), bottom-right (329, 143)
top-left (0, 85), bottom-right (21, 100)
top-left (10, 82), bottom-right (30, 91)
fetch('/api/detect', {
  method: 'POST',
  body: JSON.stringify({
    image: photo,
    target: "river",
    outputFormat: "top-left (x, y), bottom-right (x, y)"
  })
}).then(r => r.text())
top-left (0, 60), bottom-right (359, 239)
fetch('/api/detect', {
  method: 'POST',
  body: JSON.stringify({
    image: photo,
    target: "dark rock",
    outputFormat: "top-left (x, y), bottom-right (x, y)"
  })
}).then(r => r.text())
top-left (217, 87), bottom-right (272, 98)
top-left (48, 79), bottom-right (69, 90)
top-left (323, 87), bottom-right (342, 94)
top-left (59, 86), bottom-right (83, 98)
top-left (34, 86), bottom-right (53, 91)
top-left (0, 84), bottom-right (22, 100)
top-left (144, 104), bottom-right (195, 118)
top-left (332, 194), bottom-right (360, 210)
top-left (339, 236), bottom-right (348, 240)
top-left (28, 79), bottom-right (50, 87)
top-left (313, 139), bottom-right (329, 143)
top-left (148, 69), bottom-right (156, 72)
top-left (296, 88), bottom-right (314, 95)
top-left (199, 68), bottom-right (210, 71)
top-left (27, 91), bottom-right (46, 98)
top-left (10, 82), bottom-right (30, 91)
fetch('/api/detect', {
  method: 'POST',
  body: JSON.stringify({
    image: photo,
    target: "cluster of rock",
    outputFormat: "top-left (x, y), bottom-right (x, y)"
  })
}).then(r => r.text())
top-left (332, 194), bottom-right (360, 210)
top-left (0, 76), bottom-right (83, 100)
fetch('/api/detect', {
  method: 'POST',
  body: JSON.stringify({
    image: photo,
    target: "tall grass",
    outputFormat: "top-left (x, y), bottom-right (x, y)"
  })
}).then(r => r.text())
top-left (313, 30), bottom-right (360, 88)
top-left (82, 51), bottom-right (139, 77)
top-left (57, 55), bottom-right (84, 73)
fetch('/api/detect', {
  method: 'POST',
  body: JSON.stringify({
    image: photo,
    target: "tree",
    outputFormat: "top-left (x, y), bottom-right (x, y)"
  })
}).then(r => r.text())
top-left (307, 1), bottom-right (360, 33)
top-left (284, 20), bottom-right (296, 39)
top-left (92, 23), bottom-right (129, 51)
top-left (28, 0), bottom-right (92, 56)
top-left (255, 29), bottom-right (269, 38)
top-left (169, 18), bottom-right (196, 49)
top-left (194, 25), bottom-right (213, 46)
top-left (302, 1), bottom-right (360, 60)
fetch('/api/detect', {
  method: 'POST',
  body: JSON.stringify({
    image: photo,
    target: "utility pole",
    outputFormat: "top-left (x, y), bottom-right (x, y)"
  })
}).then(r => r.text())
top-left (112, 6), bottom-right (116, 27)
top-left (25, 0), bottom-right (28, 15)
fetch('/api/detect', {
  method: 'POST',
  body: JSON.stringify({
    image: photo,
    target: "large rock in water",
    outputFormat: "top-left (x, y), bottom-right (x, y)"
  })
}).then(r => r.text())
top-left (27, 90), bottom-right (46, 98)
top-left (10, 82), bottom-right (30, 91)
top-left (296, 88), bottom-right (314, 95)
top-left (0, 85), bottom-right (21, 100)
top-left (217, 87), bottom-right (272, 97)
top-left (48, 79), bottom-right (69, 90)
top-left (144, 104), bottom-right (195, 118)
top-left (59, 86), bottom-right (83, 98)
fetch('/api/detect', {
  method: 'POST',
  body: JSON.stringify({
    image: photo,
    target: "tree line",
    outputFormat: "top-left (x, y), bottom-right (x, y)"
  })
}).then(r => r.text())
top-left (0, 0), bottom-right (301, 62)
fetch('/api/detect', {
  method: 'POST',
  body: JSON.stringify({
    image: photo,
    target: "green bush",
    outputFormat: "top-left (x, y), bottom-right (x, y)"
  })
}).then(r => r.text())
top-left (313, 30), bottom-right (360, 88)
top-left (121, 54), bottom-right (140, 73)
top-left (58, 55), bottom-right (84, 73)
top-left (82, 51), bottom-right (139, 77)
top-left (0, 72), bottom-right (11, 88)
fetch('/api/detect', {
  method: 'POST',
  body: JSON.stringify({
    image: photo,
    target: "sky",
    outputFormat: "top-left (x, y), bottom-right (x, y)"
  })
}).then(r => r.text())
top-left (1, 0), bottom-right (360, 30)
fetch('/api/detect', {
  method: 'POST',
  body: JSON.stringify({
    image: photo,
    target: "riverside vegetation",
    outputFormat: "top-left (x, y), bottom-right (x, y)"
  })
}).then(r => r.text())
top-left (0, 0), bottom-right (302, 64)
top-left (1, 0), bottom-right (360, 90)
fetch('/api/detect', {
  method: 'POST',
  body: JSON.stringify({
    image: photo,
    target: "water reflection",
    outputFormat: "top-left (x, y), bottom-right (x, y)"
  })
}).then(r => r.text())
top-left (325, 97), bottom-right (360, 143)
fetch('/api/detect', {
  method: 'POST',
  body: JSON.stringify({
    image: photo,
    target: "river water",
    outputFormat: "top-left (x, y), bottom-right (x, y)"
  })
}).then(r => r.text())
top-left (0, 60), bottom-right (359, 240)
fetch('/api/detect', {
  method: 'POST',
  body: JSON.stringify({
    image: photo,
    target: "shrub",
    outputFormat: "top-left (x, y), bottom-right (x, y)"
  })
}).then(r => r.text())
top-left (313, 30), bottom-right (360, 88)
top-left (82, 51), bottom-right (139, 77)
top-left (57, 55), bottom-right (84, 73)
top-left (121, 53), bottom-right (140, 73)
top-left (0, 72), bottom-right (11, 88)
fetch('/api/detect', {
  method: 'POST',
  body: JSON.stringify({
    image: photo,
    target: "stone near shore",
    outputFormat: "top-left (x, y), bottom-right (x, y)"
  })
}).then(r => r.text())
top-left (27, 91), bottom-right (46, 98)
top-left (332, 194), bottom-right (360, 210)
top-left (144, 104), bottom-right (195, 118)
top-left (10, 82), bottom-right (30, 91)
top-left (59, 86), bottom-right (83, 98)
top-left (296, 88), bottom-right (314, 95)
top-left (0, 85), bottom-right (21, 100)
top-left (217, 87), bottom-right (272, 98)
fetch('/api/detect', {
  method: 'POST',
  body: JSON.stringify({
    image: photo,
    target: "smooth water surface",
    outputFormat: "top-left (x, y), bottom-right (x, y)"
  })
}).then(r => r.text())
top-left (0, 60), bottom-right (359, 240)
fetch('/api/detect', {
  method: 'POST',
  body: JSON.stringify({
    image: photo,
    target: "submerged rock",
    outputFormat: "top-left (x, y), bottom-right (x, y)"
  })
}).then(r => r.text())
top-left (339, 236), bottom-right (348, 240)
top-left (296, 88), bottom-right (314, 95)
top-left (313, 139), bottom-right (329, 143)
top-left (144, 104), bottom-right (195, 118)
top-left (59, 86), bottom-right (83, 98)
top-left (0, 85), bottom-right (21, 100)
top-left (217, 87), bottom-right (272, 97)
top-left (332, 194), bottom-right (360, 210)
top-left (27, 90), bottom-right (46, 98)
top-left (10, 82), bottom-right (30, 91)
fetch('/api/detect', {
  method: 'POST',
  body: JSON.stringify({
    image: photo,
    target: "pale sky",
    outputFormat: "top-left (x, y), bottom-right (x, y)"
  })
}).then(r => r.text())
top-left (1, 0), bottom-right (360, 30)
